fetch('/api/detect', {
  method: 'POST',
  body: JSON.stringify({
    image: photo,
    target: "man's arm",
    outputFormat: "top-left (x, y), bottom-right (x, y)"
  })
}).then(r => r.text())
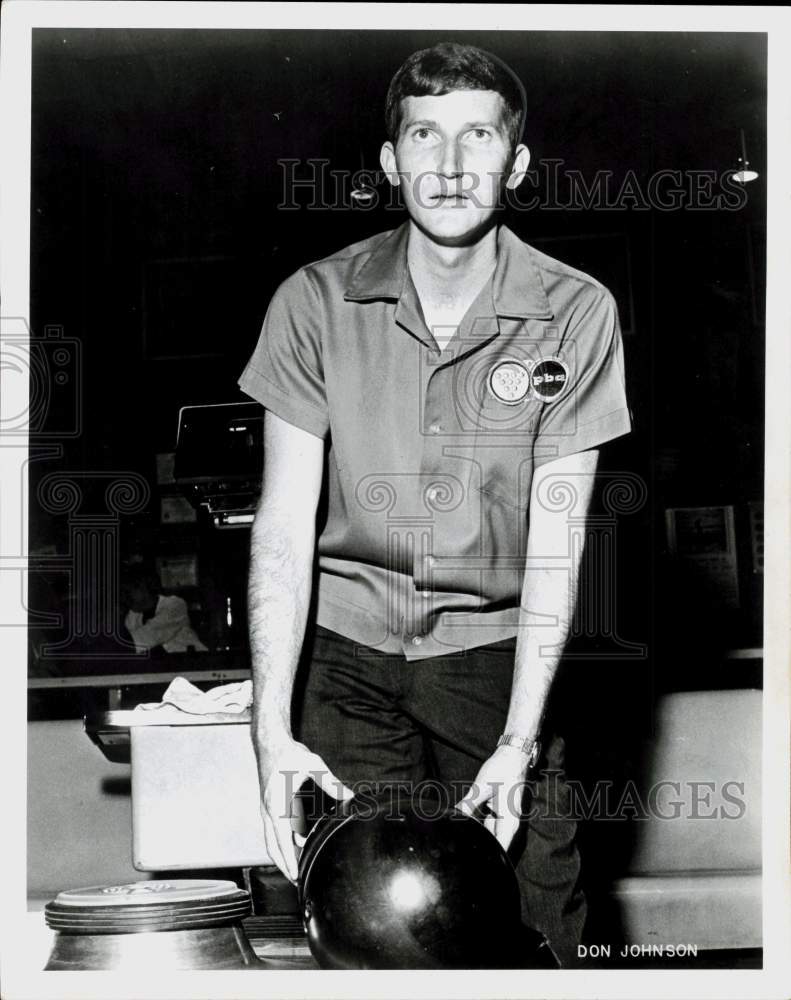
top-left (248, 411), bottom-right (352, 881)
top-left (458, 447), bottom-right (599, 846)
top-left (506, 447), bottom-right (599, 739)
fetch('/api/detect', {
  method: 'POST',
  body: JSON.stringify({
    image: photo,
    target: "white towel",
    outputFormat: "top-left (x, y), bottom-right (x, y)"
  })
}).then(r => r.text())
top-left (135, 676), bottom-right (253, 715)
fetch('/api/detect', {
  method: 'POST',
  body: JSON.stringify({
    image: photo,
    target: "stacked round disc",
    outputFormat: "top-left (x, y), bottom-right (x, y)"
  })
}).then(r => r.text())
top-left (43, 880), bottom-right (258, 970)
top-left (45, 879), bottom-right (251, 934)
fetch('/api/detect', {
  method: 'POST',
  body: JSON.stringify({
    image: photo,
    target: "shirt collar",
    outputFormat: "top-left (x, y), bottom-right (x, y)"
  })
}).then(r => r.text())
top-left (492, 224), bottom-right (554, 320)
top-left (344, 221), bottom-right (554, 320)
top-left (344, 223), bottom-right (409, 301)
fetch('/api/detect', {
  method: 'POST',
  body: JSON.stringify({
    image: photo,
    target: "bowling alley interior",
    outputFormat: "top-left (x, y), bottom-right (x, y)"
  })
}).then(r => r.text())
top-left (24, 28), bottom-right (766, 972)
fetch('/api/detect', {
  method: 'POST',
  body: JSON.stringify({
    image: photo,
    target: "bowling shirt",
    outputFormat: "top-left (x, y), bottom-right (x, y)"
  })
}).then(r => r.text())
top-left (239, 222), bottom-right (631, 660)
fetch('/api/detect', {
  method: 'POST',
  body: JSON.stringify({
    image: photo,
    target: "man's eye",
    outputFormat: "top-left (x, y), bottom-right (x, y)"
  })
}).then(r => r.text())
top-left (414, 128), bottom-right (431, 140)
top-left (469, 129), bottom-right (490, 140)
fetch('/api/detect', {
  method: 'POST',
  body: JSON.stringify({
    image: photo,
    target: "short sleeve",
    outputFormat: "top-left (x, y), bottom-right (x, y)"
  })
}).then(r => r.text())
top-left (238, 269), bottom-right (330, 439)
top-left (533, 288), bottom-right (631, 466)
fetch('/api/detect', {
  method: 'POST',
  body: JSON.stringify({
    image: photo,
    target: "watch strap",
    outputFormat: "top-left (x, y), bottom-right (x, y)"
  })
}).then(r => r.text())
top-left (497, 733), bottom-right (541, 768)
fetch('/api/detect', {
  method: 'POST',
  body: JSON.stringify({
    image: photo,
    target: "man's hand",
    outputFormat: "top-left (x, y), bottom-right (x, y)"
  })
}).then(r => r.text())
top-left (456, 746), bottom-right (532, 851)
top-left (257, 737), bottom-right (354, 883)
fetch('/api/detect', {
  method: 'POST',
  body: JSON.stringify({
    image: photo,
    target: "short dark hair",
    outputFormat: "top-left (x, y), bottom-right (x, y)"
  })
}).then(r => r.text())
top-left (122, 562), bottom-right (161, 594)
top-left (385, 42), bottom-right (526, 154)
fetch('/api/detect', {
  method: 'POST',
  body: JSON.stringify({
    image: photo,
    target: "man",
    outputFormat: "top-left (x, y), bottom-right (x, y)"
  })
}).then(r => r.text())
top-left (239, 42), bottom-right (631, 967)
top-left (122, 564), bottom-right (207, 654)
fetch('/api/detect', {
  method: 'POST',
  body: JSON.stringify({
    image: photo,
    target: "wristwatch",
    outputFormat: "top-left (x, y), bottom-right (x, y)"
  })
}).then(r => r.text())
top-left (497, 733), bottom-right (542, 769)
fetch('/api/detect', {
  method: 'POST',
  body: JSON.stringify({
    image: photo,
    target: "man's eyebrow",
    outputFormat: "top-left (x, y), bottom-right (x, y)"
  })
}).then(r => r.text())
top-left (403, 118), bottom-right (505, 131)
top-left (464, 121), bottom-right (504, 131)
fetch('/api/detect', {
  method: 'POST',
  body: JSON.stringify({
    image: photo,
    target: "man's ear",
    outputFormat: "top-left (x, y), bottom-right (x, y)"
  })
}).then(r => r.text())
top-left (505, 144), bottom-right (531, 190)
top-left (380, 141), bottom-right (400, 187)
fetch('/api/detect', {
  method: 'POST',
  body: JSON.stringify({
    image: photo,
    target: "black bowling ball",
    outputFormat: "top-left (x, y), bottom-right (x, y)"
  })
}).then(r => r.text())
top-left (297, 792), bottom-right (522, 969)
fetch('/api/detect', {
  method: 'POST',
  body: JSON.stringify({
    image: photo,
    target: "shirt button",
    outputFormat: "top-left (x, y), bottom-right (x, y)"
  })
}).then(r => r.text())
top-left (429, 423), bottom-right (442, 435)
top-left (412, 635), bottom-right (424, 646)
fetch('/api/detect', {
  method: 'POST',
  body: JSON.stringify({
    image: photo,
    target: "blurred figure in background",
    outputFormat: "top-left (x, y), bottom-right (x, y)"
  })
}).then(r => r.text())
top-left (121, 564), bottom-right (207, 654)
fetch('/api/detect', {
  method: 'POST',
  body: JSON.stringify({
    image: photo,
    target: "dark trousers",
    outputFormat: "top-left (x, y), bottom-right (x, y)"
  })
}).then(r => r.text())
top-left (293, 625), bottom-right (586, 967)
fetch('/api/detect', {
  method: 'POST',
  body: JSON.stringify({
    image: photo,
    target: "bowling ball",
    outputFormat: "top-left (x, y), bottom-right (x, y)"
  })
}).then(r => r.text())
top-left (297, 791), bottom-right (522, 969)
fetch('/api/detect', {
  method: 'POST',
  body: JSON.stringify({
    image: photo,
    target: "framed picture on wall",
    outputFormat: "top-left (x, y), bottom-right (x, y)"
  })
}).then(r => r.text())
top-left (665, 504), bottom-right (740, 608)
top-left (155, 552), bottom-right (199, 590)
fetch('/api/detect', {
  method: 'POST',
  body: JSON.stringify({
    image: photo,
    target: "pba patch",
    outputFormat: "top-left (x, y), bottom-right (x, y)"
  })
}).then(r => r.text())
top-left (487, 359), bottom-right (531, 405)
top-left (530, 357), bottom-right (570, 402)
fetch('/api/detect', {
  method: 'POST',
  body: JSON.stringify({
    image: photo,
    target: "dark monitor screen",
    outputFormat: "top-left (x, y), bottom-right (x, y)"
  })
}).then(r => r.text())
top-left (174, 402), bottom-right (263, 484)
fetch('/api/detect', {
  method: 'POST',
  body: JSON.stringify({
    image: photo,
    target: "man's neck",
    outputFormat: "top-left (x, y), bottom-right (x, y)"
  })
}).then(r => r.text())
top-left (407, 224), bottom-right (499, 351)
top-left (407, 223), bottom-right (498, 299)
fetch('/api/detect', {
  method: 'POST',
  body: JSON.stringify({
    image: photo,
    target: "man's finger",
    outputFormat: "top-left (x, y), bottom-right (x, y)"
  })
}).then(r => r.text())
top-left (263, 777), bottom-right (302, 882)
top-left (494, 812), bottom-right (521, 851)
top-left (456, 781), bottom-right (486, 815)
top-left (270, 813), bottom-right (299, 882)
top-left (311, 762), bottom-right (355, 802)
top-left (262, 810), bottom-right (291, 882)
top-left (269, 783), bottom-right (301, 881)
top-left (455, 796), bottom-right (476, 816)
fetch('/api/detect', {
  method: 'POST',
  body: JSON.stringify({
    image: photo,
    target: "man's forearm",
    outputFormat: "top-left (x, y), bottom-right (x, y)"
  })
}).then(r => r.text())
top-left (504, 450), bottom-right (599, 742)
top-left (248, 505), bottom-right (315, 749)
top-left (506, 556), bottom-right (581, 740)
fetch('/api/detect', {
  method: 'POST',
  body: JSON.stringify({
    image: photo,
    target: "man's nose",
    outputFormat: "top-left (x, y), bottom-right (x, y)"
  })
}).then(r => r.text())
top-left (437, 139), bottom-right (464, 179)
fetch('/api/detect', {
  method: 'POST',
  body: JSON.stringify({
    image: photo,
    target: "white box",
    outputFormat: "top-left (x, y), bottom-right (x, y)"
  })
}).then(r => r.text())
top-left (127, 713), bottom-right (271, 871)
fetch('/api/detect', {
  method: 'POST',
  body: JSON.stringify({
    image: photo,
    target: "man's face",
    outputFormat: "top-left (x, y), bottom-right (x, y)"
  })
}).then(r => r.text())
top-left (380, 90), bottom-right (529, 247)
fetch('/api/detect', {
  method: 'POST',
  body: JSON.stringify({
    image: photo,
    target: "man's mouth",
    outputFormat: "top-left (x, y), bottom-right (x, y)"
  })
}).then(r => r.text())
top-left (430, 193), bottom-right (468, 205)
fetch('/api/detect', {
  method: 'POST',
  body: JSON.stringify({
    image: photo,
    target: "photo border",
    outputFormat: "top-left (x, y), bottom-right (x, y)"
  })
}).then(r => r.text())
top-left (2, 4), bottom-right (789, 999)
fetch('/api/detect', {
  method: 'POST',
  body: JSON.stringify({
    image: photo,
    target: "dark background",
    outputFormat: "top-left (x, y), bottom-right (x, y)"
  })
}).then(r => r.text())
top-left (26, 29), bottom-right (767, 943)
top-left (28, 28), bottom-right (766, 693)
